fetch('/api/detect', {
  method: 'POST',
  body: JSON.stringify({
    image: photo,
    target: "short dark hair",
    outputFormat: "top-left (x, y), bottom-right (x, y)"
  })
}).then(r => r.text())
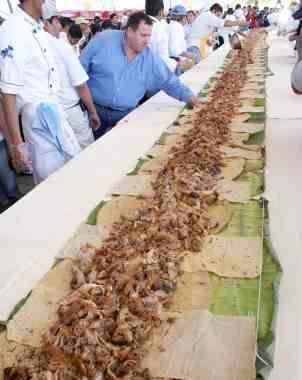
top-left (235, 4), bottom-right (241, 9)
top-left (110, 13), bottom-right (117, 19)
top-left (126, 11), bottom-right (153, 30)
top-left (91, 22), bottom-right (102, 35)
top-left (102, 19), bottom-right (113, 30)
top-left (145, 0), bottom-right (164, 17)
top-left (68, 23), bottom-right (83, 40)
top-left (59, 16), bottom-right (73, 29)
top-left (210, 3), bottom-right (223, 13)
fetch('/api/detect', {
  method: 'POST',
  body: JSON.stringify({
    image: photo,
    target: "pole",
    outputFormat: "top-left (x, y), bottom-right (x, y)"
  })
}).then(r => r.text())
top-left (6, 0), bottom-right (14, 14)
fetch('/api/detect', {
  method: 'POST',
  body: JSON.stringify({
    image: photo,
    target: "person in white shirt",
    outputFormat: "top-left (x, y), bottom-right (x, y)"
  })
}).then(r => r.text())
top-left (234, 4), bottom-right (246, 21)
top-left (0, 0), bottom-right (81, 184)
top-left (44, 15), bottom-right (100, 149)
top-left (59, 16), bottom-right (73, 43)
top-left (167, 5), bottom-right (196, 73)
top-left (187, 3), bottom-right (247, 63)
top-left (184, 10), bottom-right (196, 47)
top-left (168, 5), bottom-right (188, 58)
top-left (145, 0), bottom-right (177, 73)
top-left (219, 8), bottom-right (237, 46)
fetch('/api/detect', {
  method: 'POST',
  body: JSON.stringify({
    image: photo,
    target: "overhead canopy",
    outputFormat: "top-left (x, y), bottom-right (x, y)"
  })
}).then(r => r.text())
top-left (0, 0), bottom-right (230, 15)
top-left (56, 0), bottom-right (220, 11)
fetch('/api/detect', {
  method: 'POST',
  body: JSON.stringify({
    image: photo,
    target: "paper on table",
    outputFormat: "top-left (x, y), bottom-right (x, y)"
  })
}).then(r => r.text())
top-left (7, 259), bottom-right (73, 348)
top-left (200, 235), bottom-right (262, 278)
top-left (143, 310), bottom-right (256, 380)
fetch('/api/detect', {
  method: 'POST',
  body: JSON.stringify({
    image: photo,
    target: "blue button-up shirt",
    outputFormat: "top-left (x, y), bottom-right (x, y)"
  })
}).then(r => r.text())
top-left (80, 30), bottom-right (194, 112)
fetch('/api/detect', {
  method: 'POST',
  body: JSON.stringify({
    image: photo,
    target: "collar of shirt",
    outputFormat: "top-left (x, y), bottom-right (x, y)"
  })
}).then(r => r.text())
top-left (16, 6), bottom-right (43, 32)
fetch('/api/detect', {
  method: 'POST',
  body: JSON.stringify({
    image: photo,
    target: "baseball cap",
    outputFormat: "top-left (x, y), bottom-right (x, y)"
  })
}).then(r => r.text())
top-left (171, 5), bottom-right (187, 16)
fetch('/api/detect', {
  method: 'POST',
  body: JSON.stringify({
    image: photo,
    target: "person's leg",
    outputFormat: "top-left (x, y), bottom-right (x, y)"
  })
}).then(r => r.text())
top-left (106, 109), bottom-right (130, 132)
top-left (0, 140), bottom-right (20, 201)
top-left (65, 106), bottom-right (94, 149)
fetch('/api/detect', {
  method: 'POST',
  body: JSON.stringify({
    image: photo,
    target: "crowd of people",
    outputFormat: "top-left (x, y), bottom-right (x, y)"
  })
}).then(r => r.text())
top-left (0, 0), bottom-right (292, 212)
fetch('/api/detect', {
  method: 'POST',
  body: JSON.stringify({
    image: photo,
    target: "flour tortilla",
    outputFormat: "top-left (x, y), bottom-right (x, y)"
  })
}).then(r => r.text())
top-left (97, 196), bottom-right (146, 233)
top-left (220, 157), bottom-right (245, 180)
top-left (232, 113), bottom-right (250, 123)
top-left (200, 235), bottom-right (262, 278)
top-left (239, 90), bottom-right (263, 99)
top-left (168, 271), bottom-right (212, 312)
top-left (7, 259), bottom-right (73, 348)
top-left (109, 175), bottom-right (155, 197)
top-left (58, 223), bottom-right (107, 259)
top-left (143, 310), bottom-right (256, 380)
top-left (140, 156), bottom-right (168, 173)
top-left (147, 144), bottom-right (171, 158)
top-left (230, 122), bottom-right (264, 135)
top-left (215, 179), bottom-right (251, 203)
top-left (239, 106), bottom-right (265, 113)
top-left (206, 201), bottom-right (233, 233)
top-left (230, 132), bottom-right (250, 144)
top-left (167, 124), bottom-right (194, 135)
top-left (0, 332), bottom-right (30, 374)
top-left (221, 146), bottom-right (262, 160)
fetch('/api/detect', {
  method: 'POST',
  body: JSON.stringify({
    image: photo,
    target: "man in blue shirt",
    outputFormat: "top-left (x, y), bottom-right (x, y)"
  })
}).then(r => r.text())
top-left (80, 11), bottom-right (200, 138)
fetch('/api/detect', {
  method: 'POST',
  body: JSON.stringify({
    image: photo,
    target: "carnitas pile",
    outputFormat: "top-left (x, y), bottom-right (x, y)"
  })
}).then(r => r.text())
top-left (5, 32), bottom-right (259, 380)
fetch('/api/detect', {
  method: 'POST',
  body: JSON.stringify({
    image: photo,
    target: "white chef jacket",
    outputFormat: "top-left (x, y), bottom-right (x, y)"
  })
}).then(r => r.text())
top-left (234, 9), bottom-right (246, 21)
top-left (220, 15), bottom-right (237, 41)
top-left (187, 11), bottom-right (225, 48)
top-left (149, 17), bottom-right (177, 72)
top-left (167, 20), bottom-right (187, 58)
top-left (0, 6), bottom-right (60, 113)
top-left (46, 34), bottom-right (88, 110)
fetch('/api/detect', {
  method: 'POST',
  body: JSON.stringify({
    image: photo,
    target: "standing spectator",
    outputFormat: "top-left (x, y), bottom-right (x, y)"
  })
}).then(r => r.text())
top-left (167, 5), bottom-right (196, 73)
top-left (187, 3), bottom-right (247, 63)
top-left (109, 13), bottom-right (122, 30)
top-left (234, 4), bottom-right (246, 21)
top-left (0, 0), bottom-right (80, 184)
top-left (59, 16), bottom-right (73, 43)
top-left (44, 15), bottom-right (100, 148)
top-left (184, 10), bottom-right (196, 47)
top-left (145, 0), bottom-right (177, 73)
top-left (80, 12), bottom-right (200, 138)
top-left (219, 8), bottom-right (237, 47)
top-left (67, 23), bottom-right (83, 56)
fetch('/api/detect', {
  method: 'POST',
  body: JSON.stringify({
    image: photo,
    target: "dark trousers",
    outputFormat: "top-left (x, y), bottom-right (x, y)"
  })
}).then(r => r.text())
top-left (93, 104), bottom-right (130, 140)
top-left (0, 139), bottom-right (19, 204)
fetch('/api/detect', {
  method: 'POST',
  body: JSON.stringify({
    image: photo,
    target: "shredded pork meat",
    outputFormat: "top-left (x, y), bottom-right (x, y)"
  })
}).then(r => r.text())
top-left (4, 31), bottom-right (263, 380)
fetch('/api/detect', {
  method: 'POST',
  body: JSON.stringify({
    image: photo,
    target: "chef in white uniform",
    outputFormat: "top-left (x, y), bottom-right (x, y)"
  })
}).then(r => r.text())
top-left (145, 0), bottom-right (177, 73)
top-left (44, 15), bottom-right (100, 149)
top-left (0, 0), bottom-right (81, 184)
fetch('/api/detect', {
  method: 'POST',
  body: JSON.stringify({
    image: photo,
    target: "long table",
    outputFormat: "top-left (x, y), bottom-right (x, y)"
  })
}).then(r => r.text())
top-left (0, 44), bottom-right (230, 322)
top-left (266, 35), bottom-right (302, 380)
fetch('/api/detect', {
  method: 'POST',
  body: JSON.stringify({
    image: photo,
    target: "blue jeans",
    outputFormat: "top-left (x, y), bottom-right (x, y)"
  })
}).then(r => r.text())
top-left (187, 46), bottom-right (202, 64)
top-left (0, 139), bottom-right (19, 201)
top-left (93, 104), bottom-right (130, 140)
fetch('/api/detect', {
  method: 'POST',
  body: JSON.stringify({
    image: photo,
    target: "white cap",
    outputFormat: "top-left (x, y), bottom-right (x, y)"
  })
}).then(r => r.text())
top-left (42, 0), bottom-right (57, 20)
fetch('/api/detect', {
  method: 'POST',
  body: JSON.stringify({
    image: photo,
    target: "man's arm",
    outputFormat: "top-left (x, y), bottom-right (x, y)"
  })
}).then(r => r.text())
top-left (1, 94), bottom-right (32, 173)
top-left (224, 20), bottom-right (247, 28)
top-left (1, 94), bottom-right (22, 145)
top-left (150, 53), bottom-right (200, 108)
top-left (76, 83), bottom-right (101, 130)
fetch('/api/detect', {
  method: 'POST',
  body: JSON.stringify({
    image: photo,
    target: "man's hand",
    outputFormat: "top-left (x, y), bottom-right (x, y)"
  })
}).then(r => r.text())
top-left (90, 112), bottom-right (101, 130)
top-left (11, 143), bottom-right (33, 174)
top-left (186, 96), bottom-right (202, 109)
